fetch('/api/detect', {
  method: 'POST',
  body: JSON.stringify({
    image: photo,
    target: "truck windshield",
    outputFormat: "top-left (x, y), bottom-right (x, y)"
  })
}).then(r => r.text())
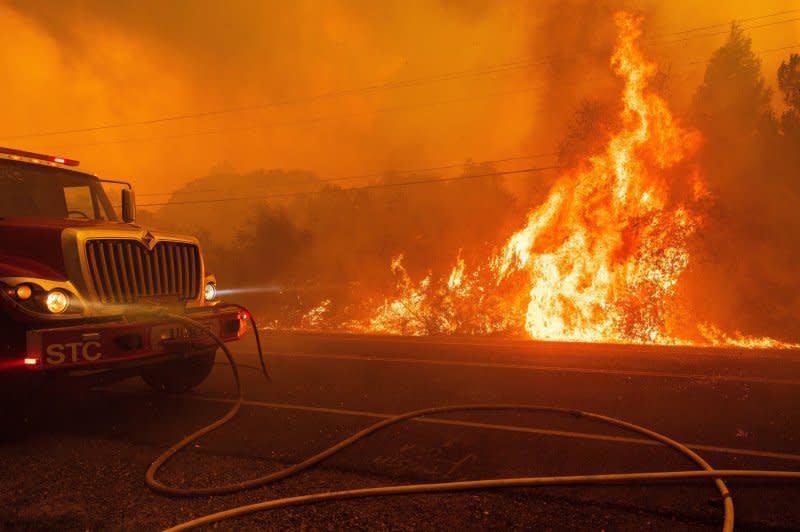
top-left (0, 159), bottom-right (117, 221)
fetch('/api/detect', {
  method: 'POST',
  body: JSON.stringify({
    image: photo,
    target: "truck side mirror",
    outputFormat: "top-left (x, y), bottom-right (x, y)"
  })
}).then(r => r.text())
top-left (121, 188), bottom-right (136, 223)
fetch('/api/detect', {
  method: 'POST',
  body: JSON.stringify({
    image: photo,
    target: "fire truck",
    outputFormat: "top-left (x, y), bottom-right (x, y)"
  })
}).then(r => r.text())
top-left (0, 147), bottom-right (248, 395)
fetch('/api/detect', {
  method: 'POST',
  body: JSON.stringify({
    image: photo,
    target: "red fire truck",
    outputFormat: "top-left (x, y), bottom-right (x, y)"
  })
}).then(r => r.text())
top-left (0, 147), bottom-right (248, 394)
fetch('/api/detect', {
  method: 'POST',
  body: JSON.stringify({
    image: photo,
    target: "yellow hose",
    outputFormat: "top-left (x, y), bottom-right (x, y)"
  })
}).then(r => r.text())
top-left (164, 469), bottom-right (800, 532)
top-left (150, 314), bottom-right (799, 532)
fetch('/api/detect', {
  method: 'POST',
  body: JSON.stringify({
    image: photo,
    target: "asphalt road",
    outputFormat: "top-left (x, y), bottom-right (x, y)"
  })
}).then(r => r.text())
top-left (2, 331), bottom-right (800, 531)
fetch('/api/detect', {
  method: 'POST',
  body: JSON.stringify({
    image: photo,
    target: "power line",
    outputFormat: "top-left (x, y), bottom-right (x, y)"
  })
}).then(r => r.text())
top-left (663, 16), bottom-right (800, 44)
top-left (128, 37), bottom-right (800, 205)
top-left (1, 60), bottom-right (566, 142)
top-left (137, 165), bottom-right (560, 208)
top-left (684, 43), bottom-right (800, 66)
top-left (658, 7), bottom-right (800, 37)
top-left (4, 9), bottom-right (800, 142)
top-left (41, 38), bottom-right (800, 153)
top-left (40, 84), bottom-right (550, 150)
top-left (136, 152), bottom-right (559, 197)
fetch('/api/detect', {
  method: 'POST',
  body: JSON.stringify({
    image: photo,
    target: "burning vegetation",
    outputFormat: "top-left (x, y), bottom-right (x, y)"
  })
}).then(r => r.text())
top-left (345, 13), bottom-right (798, 348)
top-left (366, 13), bottom-right (705, 343)
top-left (141, 12), bottom-right (800, 348)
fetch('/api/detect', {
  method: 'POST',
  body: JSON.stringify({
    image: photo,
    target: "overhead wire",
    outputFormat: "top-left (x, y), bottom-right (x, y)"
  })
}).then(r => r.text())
top-left (683, 42), bottom-right (800, 66)
top-left (0, 60), bottom-right (554, 142)
top-left (658, 7), bottom-right (800, 37)
top-left (38, 83), bottom-right (552, 151)
top-left (2, 8), bottom-right (799, 143)
top-left (32, 38), bottom-right (800, 154)
top-left (137, 165), bottom-right (560, 208)
top-left (135, 152), bottom-right (558, 198)
top-left (662, 15), bottom-right (800, 43)
top-left (125, 35), bottom-right (797, 207)
top-left (115, 34), bottom-right (796, 206)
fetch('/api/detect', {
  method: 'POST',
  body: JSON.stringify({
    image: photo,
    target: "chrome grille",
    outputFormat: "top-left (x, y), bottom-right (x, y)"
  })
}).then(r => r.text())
top-left (85, 239), bottom-right (200, 304)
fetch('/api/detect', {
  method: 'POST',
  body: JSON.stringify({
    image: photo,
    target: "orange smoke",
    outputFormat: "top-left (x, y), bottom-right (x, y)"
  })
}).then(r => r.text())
top-left (362, 13), bottom-right (798, 349)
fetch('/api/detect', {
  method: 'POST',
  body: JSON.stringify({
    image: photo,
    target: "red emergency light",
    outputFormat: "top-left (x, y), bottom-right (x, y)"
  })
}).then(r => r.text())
top-left (0, 146), bottom-right (80, 167)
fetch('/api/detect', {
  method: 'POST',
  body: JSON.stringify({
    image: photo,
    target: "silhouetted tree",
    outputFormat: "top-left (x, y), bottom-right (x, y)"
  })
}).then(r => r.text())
top-left (557, 99), bottom-right (620, 169)
top-left (233, 208), bottom-right (310, 286)
top-left (778, 53), bottom-right (800, 137)
top-left (694, 24), bottom-right (774, 137)
top-left (681, 25), bottom-right (800, 341)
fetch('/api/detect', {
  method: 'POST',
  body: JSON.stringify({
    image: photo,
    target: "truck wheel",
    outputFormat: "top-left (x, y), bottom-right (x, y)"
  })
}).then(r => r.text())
top-left (141, 349), bottom-right (217, 393)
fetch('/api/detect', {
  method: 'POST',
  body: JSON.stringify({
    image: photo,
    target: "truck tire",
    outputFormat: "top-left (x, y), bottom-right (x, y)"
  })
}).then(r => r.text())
top-left (140, 349), bottom-right (217, 393)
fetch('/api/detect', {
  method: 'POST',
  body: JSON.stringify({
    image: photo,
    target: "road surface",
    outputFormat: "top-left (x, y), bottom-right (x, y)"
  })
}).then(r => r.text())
top-left (1, 331), bottom-right (799, 530)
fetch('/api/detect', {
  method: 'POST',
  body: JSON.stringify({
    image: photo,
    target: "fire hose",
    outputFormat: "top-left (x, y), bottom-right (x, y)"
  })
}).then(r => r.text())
top-left (147, 312), bottom-right (800, 531)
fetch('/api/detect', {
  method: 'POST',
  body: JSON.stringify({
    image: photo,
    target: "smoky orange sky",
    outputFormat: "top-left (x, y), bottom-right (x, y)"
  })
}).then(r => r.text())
top-left (1, 0), bottom-right (798, 198)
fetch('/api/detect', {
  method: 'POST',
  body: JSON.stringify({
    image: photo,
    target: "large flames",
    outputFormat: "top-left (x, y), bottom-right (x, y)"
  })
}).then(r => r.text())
top-left (492, 13), bottom-right (704, 344)
top-left (354, 13), bottom-right (797, 348)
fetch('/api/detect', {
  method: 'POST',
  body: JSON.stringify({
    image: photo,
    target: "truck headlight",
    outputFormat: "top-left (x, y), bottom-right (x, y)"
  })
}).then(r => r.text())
top-left (15, 284), bottom-right (32, 301)
top-left (45, 290), bottom-right (69, 314)
top-left (204, 282), bottom-right (217, 301)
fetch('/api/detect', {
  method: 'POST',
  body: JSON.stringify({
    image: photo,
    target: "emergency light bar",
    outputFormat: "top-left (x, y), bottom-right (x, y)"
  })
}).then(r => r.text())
top-left (0, 146), bottom-right (80, 167)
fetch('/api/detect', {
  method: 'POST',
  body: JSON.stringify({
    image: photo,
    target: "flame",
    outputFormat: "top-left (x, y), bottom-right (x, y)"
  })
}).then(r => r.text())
top-left (489, 13), bottom-right (705, 344)
top-left (699, 324), bottom-right (800, 349)
top-left (366, 253), bottom-right (524, 335)
top-left (352, 12), bottom-right (797, 349)
top-left (301, 299), bottom-right (332, 328)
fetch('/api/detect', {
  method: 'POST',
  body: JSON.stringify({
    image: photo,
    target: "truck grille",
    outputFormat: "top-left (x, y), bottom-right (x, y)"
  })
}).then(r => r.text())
top-left (85, 240), bottom-right (201, 304)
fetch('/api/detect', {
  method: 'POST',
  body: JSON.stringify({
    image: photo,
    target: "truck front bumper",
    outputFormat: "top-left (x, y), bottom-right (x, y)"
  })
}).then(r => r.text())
top-left (22, 306), bottom-right (248, 372)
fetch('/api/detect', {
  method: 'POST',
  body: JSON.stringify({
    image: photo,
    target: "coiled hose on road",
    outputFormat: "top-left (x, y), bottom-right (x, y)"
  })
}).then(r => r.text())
top-left (148, 313), bottom-right (800, 531)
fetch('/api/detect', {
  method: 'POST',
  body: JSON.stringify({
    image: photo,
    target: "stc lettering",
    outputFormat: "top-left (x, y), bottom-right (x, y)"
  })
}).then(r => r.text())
top-left (45, 341), bottom-right (102, 365)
